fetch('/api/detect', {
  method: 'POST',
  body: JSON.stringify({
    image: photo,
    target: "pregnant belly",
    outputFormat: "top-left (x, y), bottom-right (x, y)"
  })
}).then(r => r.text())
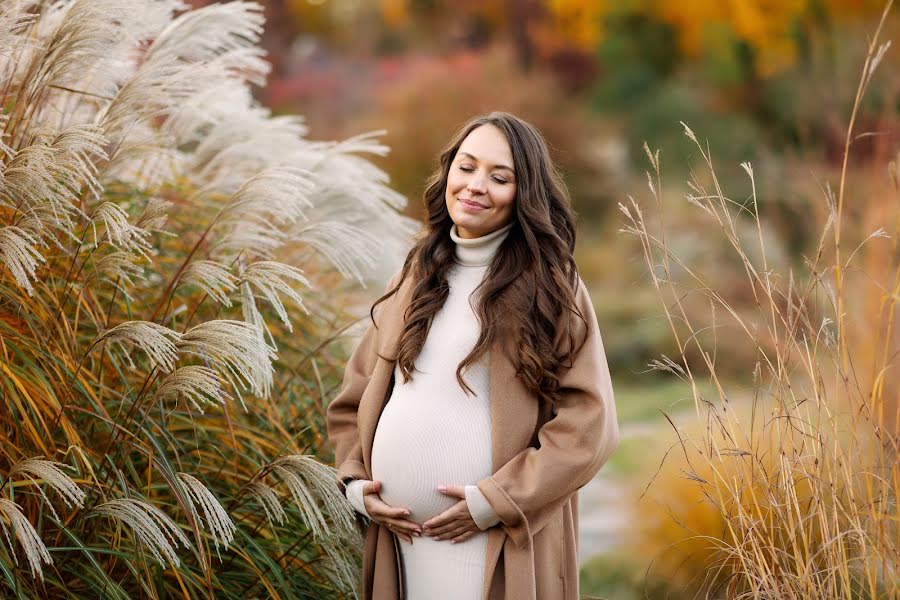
top-left (370, 388), bottom-right (493, 524)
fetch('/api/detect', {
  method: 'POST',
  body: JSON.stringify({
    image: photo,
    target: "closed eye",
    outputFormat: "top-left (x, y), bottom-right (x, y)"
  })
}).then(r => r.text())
top-left (458, 165), bottom-right (510, 184)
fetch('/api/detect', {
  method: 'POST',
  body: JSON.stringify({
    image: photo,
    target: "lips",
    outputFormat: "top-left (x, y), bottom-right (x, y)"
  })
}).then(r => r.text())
top-left (458, 198), bottom-right (487, 209)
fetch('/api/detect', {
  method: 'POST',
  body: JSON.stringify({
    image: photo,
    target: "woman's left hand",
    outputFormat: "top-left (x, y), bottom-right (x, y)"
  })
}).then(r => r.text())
top-left (422, 485), bottom-right (480, 543)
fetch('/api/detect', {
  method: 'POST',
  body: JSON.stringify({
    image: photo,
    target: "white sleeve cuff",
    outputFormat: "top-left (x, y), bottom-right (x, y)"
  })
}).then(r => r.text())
top-left (465, 484), bottom-right (501, 530)
top-left (345, 479), bottom-right (371, 518)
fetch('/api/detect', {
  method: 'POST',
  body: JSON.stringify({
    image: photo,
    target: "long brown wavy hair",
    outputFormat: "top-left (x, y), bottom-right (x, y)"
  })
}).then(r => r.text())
top-left (372, 111), bottom-right (586, 404)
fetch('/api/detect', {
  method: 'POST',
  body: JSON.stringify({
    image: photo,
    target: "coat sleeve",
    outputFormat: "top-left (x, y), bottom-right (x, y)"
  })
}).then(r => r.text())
top-left (476, 278), bottom-right (619, 548)
top-left (325, 271), bottom-right (402, 491)
top-left (326, 318), bottom-right (379, 489)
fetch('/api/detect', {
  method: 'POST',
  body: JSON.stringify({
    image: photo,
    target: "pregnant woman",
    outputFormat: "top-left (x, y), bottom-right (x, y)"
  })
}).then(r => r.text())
top-left (326, 112), bottom-right (619, 600)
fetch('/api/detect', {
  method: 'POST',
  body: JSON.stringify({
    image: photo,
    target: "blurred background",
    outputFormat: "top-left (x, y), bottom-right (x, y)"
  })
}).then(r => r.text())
top-left (191, 1), bottom-right (900, 597)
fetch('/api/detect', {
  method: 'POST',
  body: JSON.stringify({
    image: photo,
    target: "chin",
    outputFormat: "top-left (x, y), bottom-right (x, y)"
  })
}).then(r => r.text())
top-left (451, 214), bottom-right (479, 230)
top-left (455, 220), bottom-right (486, 234)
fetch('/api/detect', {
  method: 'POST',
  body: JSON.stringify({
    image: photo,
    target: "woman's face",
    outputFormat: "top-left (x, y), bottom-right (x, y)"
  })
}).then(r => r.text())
top-left (445, 124), bottom-right (517, 239)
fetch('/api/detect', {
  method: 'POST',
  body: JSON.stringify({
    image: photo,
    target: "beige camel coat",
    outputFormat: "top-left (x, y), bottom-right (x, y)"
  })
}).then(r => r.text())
top-left (326, 269), bottom-right (619, 600)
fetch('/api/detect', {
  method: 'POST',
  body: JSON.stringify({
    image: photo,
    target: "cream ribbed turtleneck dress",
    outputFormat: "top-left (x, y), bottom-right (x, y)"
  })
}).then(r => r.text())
top-left (346, 222), bottom-right (512, 599)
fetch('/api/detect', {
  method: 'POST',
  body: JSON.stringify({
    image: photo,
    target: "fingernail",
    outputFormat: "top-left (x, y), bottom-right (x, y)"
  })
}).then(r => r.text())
top-left (437, 485), bottom-right (447, 492)
top-left (450, 540), bottom-right (456, 544)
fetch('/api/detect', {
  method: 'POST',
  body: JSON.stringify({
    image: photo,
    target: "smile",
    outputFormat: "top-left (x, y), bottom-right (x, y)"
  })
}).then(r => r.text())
top-left (458, 198), bottom-right (488, 210)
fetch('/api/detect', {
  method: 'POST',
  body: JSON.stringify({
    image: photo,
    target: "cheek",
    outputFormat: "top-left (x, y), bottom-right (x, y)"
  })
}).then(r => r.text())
top-left (496, 189), bottom-right (516, 214)
top-left (446, 171), bottom-right (466, 194)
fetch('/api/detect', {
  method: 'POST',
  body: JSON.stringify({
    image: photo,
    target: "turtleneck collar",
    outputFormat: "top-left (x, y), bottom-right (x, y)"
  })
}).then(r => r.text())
top-left (450, 222), bottom-right (514, 267)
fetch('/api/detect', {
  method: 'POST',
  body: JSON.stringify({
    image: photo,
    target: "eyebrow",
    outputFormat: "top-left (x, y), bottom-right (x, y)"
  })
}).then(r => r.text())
top-left (458, 152), bottom-right (515, 174)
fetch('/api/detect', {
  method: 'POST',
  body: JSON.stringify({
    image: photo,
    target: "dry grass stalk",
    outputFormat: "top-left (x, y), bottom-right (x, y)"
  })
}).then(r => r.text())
top-left (270, 455), bottom-right (358, 541)
top-left (619, 6), bottom-right (899, 595)
top-left (0, 0), bottom-right (414, 595)
top-left (94, 498), bottom-right (190, 569)
top-left (176, 472), bottom-right (236, 559)
top-left (246, 482), bottom-right (286, 526)
top-left (153, 365), bottom-right (231, 413)
top-left (0, 498), bottom-right (53, 580)
top-left (9, 457), bottom-right (86, 513)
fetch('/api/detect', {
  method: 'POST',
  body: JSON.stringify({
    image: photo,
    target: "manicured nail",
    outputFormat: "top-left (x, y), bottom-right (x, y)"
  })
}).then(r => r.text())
top-left (437, 486), bottom-right (447, 492)
top-left (450, 540), bottom-right (456, 544)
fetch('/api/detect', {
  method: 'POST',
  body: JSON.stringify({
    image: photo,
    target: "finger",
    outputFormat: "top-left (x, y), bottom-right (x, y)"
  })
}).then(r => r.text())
top-left (437, 484), bottom-right (466, 499)
top-left (434, 523), bottom-right (474, 541)
top-left (422, 514), bottom-right (448, 530)
top-left (427, 515), bottom-right (474, 537)
top-left (367, 498), bottom-right (412, 519)
top-left (423, 501), bottom-right (465, 530)
top-left (374, 514), bottom-right (421, 532)
top-left (363, 480), bottom-right (382, 495)
top-left (370, 504), bottom-right (411, 520)
top-left (382, 522), bottom-right (416, 544)
top-left (425, 519), bottom-right (463, 537)
top-left (451, 530), bottom-right (478, 544)
top-left (383, 518), bottom-right (422, 535)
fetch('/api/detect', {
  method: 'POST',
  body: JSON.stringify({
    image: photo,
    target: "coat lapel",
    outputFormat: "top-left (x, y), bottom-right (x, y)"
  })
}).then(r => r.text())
top-left (488, 339), bottom-right (535, 470)
top-left (357, 276), bottom-right (414, 471)
top-left (482, 338), bottom-right (538, 598)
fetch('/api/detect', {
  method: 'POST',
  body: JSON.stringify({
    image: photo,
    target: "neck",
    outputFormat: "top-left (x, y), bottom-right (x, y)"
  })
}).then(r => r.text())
top-left (450, 222), bottom-right (513, 267)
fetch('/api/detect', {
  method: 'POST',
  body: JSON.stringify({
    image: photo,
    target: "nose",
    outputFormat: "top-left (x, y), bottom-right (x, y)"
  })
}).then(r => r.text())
top-left (466, 174), bottom-right (487, 194)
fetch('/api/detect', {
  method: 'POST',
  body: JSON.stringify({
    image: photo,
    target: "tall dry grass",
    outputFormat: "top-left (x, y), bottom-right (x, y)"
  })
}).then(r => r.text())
top-left (0, 1), bottom-right (416, 597)
top-left (620, 2), bottom-right (899, 598)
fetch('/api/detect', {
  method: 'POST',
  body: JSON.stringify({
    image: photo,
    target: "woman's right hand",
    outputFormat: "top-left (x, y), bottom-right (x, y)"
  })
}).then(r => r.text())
top-left (362, 480), bottom-right (422, 544)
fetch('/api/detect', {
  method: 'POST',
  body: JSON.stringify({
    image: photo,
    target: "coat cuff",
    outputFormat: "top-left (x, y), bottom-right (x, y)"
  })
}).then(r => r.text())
top-left (345, 479), bottom-right (371, 518)
top-left (477, 476), bottom-right (531, 548)
top-left (336, 459), bottom-right (368, 490)
top-left (465, 485), bottom-right (501, 530)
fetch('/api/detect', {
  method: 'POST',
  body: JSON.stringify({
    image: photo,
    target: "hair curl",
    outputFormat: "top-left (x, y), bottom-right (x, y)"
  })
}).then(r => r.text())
top-left (372, 111), bottom-right (586, 404)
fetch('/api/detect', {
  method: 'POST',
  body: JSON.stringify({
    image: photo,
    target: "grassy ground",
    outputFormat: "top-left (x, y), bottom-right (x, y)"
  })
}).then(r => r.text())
top-left (600, 378), bottom-right (697, 476)
top-left (577, 377), bottom-right (716, 599)
top-left (580, 550), bottom-right (694, 600)
top-left (613, 378), bottom-right (698, 424)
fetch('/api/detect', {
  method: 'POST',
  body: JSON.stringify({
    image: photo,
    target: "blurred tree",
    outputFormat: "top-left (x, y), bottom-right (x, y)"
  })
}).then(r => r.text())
top-left (381, 0), bottom-right (411, 29)
top-left (652, 0), bottom-right (888, 78)
top-left (823, 0), bottom-right (889, 17)
top-left (274, 0), bottom-right (606, 85)
top-left (656, 0), bottom-right (806, 77)
top-left (266, 0), bottom-right (891, 99)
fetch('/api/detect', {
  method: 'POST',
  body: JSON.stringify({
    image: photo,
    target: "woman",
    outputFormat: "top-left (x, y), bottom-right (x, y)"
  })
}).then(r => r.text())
top-left (326, 112), bottom-right (619, 600)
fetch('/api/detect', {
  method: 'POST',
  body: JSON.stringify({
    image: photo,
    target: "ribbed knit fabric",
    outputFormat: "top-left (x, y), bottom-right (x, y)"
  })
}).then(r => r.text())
top-left (350, 222), bottom-right (512, 600)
